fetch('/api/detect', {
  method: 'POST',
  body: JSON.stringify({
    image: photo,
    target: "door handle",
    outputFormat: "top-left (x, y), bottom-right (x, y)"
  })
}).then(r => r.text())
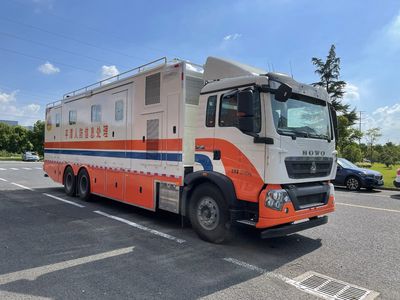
top-left (213, 150), bottom-right (221, 160)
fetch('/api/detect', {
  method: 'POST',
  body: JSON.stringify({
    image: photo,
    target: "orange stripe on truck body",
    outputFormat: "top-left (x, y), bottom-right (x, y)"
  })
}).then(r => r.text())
top-left (45, 138), bottom-right (183, 151)
top-left (195, 138), bottom-right (265, 202)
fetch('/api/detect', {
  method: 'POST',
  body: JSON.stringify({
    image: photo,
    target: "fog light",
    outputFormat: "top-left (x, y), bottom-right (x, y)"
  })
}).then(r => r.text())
top-left (265, 189), bottom-right (291, 211)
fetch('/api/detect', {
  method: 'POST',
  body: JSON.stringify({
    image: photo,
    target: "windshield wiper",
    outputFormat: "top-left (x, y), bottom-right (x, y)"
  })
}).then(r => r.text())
top-left (278, 128), bottom-right (331, 141)
top-left (306, 133), bottom-right (331, 142)
top-left (277, 129), bottom-right (298, 139)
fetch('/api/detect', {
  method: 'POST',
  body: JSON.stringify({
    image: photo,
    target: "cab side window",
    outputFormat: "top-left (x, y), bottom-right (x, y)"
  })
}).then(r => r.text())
top-left (219, 92), bottom-right (238, 127)
top-left (205, 95), bottom-right (217, 127)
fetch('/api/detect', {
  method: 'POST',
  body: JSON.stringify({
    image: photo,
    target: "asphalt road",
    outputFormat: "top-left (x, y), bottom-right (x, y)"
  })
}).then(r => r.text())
top-left (0, 161), bottom-right (399, 299)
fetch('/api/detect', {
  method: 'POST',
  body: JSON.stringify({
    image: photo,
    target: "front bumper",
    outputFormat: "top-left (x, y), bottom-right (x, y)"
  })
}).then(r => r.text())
top-left (256, 183), bottom-right (335, 229)
top-left (261, 216), bottom-right (328, 238)
top-left (362, 177), bottom-right (384, 188)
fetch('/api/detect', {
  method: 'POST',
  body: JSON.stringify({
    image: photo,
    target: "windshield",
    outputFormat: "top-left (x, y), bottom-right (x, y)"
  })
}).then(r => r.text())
top-left (271, 94), bottom-right (331, 140)
top-left (338, 158), bottom-right (359, 169)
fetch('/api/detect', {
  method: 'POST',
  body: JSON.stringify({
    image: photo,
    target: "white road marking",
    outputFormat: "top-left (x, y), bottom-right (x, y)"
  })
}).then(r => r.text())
top-left (336, 202), bottom-right (400, 213)
top-left (22, 167), bottom-right (32, 170)
top-left (10, 182), bottom-right (34, 191)
top-left (94, 210), bottom-right (186, 244)
top-left (336, 191), bottom-right (393, 199)
top-left (0, 291), bottom-right (51, 299)
top-left (0, 168), bottom-right (6, 171)
top-left (223, 257), bottom-right (296, 284)
top-left (35, 167), bottom-right (42, 170)
top-left (43, 193), bottom-right (85, 208)
top-left (0, 246), bottom-right (134, 285)
top-left (0, 178), bottom-right (7, 182)
top-left (10, 167), bottom-right (19, 170)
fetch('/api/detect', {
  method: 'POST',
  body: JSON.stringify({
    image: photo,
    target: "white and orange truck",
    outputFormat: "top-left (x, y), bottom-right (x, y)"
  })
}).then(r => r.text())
top-left (44, 56), bottom-right (337, 243)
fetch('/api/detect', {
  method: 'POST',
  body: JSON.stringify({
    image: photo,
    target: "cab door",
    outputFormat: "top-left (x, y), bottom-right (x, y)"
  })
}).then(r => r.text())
top-left (212, 88), bottom-right (266, 202)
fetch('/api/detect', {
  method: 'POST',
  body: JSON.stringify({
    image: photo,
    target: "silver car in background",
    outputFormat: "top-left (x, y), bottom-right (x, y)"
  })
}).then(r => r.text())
top-left (22, 151), bottom-right (40, 162)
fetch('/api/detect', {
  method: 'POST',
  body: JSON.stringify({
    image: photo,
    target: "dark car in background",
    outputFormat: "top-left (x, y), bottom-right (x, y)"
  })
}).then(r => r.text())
top-left (334, 158), bottom-right (384, 191)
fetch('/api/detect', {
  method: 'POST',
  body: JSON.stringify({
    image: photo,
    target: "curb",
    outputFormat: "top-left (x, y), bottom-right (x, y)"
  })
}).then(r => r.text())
top-left (376, 187), bottom-right (399, 192)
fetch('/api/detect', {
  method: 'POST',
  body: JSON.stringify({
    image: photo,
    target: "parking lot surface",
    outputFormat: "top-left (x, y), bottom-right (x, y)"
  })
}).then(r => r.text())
top-left (0, 161), bottom-right (399, 299)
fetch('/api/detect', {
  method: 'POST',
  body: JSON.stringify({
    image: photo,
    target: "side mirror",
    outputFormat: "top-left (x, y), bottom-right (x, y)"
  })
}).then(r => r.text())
top-left (330, 105), bottom-right (338, 141)
top-left (274, 83), bottom-right (292, 102)
top-left (237, 90), bottom-right (256, 133)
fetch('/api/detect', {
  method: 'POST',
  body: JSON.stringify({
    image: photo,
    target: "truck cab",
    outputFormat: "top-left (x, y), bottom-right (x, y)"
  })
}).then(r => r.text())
top-left (186, 57), bottom-right (336, 242)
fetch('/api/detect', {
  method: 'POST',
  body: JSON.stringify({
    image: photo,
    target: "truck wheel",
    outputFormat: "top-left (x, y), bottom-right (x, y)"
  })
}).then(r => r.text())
top-left (189, 183), bottom-right (231, 243)
top-left (64, 166), bottom-right (76, 196)
top-left (346, 176), bottom-right (361, 191)
top-left (77, 169), bottom-right (91, 201)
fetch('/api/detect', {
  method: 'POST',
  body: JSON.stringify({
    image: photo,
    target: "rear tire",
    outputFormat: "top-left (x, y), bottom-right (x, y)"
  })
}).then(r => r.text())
top-left (64, 166), bottom-right (76, 196)
top-left (346, 176), bottom-right (361, 191)
top-left (189, 183), bottom-right (231, 244)
top-left (77, 168), bottom-right (91, 201)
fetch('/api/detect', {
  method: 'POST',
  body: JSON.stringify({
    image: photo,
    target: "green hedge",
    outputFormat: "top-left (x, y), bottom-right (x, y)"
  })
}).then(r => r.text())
top-left (355, 162), bottom-right (372, 168)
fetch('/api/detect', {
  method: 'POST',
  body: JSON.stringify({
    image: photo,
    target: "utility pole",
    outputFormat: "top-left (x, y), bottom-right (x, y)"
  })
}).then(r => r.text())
top-left (358, 111), bottom-right (364, 145)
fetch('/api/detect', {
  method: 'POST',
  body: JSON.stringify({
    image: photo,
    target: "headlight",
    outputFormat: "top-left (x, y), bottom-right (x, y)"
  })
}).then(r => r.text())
top-left (329, 183), bottom-right (335, 198)
top-left (265, 189), bottom-right (291, 211)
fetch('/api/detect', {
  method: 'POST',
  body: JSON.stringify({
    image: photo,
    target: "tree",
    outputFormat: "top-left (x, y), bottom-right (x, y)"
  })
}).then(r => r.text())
top-left (336, 115), bottom-right (363, 151)
top-left (30, 120), bottom-right (45, 156)
top-left (365, 127), bottom-right (382, 162)
top-left (381, 142), bottom-right (399, 167)
top-left (341, 143), bottom-right (362, 163)
top-left (0, 122), bottom-right (13, 151)
top-left (0, 123), bottom-right (30, 154)
top-left (311, 45), bottom-right (358, 151)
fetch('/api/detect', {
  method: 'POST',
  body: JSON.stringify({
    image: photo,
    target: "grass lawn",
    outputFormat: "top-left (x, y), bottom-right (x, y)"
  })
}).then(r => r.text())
top-left (368, 163), bottom-right (399, 188)
top-left (0, 156), bottom-right (22, 161)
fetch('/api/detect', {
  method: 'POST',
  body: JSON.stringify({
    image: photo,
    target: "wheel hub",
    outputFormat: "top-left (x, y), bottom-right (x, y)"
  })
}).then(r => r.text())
top-left (348, 178), bottom-right (358, 190)
top-left (197, 197), bottom-right (219, 231)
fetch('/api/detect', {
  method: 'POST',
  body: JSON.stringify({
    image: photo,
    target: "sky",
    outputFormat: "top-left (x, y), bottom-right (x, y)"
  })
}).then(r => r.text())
top-left (0, 0), bottom-right (399, 143)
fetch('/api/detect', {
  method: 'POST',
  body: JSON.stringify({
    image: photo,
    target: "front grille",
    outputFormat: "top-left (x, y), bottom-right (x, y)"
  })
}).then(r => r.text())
top-left (283, 182), bottom-right (330, 210)
top-left (297, 193), bottom-right (326, 208)
top-left (285, 157), bottom-right (333, 179)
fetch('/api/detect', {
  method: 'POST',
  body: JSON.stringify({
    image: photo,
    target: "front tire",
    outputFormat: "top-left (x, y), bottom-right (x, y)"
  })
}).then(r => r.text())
top-left (189, 183), bottom-right (231, 243)
top-left (64, 166), bottom-right (76, 196)
top-left (77, 169), bottom-right (91, 201)
top-left (346, 176), bottom-right (361, 191)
